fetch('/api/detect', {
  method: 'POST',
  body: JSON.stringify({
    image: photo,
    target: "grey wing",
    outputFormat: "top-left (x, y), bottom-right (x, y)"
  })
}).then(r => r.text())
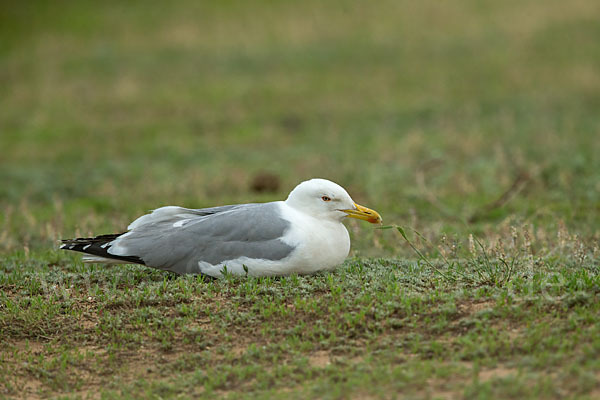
top-left (126, 204), bottom-right (254, 230)
top-left (109, 202), bottom-right (295, 274)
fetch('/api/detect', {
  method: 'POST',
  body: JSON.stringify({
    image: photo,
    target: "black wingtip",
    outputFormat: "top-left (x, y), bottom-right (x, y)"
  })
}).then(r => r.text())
top-left (60, 233), bottom-right (145, 265)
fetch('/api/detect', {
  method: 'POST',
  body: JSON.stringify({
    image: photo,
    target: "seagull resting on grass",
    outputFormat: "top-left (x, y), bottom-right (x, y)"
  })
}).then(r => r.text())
top-left (61, 178), bottom-right (382, 277)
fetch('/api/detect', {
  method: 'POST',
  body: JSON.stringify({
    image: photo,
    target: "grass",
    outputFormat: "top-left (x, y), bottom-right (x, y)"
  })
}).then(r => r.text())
top-left (1, 0), bottom-right (599, 398)
top-left (1, 252), bottom-right (599, 399)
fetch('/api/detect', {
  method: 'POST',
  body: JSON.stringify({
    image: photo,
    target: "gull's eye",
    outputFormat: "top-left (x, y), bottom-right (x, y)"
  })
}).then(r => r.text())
top-left (321, 196), bottom-right (331, 202)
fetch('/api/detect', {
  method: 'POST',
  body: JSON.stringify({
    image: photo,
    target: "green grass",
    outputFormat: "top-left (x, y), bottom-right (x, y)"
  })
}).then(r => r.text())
top-left (1, 0), bottom-right (599, 398)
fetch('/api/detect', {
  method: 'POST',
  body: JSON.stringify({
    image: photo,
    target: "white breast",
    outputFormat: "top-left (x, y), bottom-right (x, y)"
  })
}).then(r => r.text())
top-left (278, 203), bottom-right (351, 274)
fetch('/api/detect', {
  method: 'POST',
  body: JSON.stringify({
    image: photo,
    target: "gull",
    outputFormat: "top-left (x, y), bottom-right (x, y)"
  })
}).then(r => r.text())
top-left (60, 178), bottom-right (382, 277)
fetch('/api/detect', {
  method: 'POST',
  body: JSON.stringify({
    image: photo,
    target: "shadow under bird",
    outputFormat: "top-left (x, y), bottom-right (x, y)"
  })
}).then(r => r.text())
top-left (61, 178), bottom-right (382, 277)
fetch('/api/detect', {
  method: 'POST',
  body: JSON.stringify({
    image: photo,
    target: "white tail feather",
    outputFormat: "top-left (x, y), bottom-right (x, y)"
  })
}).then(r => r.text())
top-left (82, 255), bottom-right (125, 264)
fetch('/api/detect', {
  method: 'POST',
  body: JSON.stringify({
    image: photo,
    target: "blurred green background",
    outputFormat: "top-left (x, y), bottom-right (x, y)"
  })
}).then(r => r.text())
top-left (1, 0), bottom-right (599, 255)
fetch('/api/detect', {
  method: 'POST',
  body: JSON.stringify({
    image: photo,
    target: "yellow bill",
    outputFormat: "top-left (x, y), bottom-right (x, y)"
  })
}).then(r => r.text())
top-left (342, 203), bottom-right (382, 224)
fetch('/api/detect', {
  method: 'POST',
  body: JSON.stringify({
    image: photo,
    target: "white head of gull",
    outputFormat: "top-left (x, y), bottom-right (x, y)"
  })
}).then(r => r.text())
top-left (285, 178), bottom-right (381, 224)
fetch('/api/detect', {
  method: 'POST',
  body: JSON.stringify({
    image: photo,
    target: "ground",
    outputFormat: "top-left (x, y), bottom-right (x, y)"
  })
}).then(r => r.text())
top-left (1, 0), bottom-right (599, 399)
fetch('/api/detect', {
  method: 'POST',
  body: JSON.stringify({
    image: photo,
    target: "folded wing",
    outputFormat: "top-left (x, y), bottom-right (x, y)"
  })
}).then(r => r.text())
top-left (102, 202), bottom-right (295, 274)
